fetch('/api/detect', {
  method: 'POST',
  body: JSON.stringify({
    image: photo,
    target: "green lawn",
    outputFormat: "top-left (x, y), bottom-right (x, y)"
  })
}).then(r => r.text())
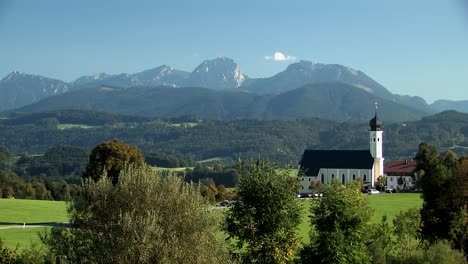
top-left (0, 193), bottom-right (422, 251)
top-left (297, 193), bottom-right (422, 245)
top-left (0, 199), bottom-right (67, 224)
top-left (365, 193), bottom-right (422, 223)
top-left (0, 199), bottom-right (67, 250)
top-left (152, 166), bottom-right (192, 172)
top-left (168, 122), bottom-right (199, 128)
top-left (0, 228), bottom-right (49, 250)
top-left (198, 157), bottom-right (226, 163)
top-left (57, 124), bottom-right (100, 130)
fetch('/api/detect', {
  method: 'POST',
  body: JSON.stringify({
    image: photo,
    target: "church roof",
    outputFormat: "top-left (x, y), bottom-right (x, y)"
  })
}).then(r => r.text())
top-left (299, 150), bottom-right (374, 176)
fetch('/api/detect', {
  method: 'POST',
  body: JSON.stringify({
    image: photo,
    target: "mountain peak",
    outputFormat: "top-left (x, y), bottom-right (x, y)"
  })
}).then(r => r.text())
top-left (3, 71), bottom-right (29, 81)
top-left (190, 57), bottom-right (247, 88)
top-left (285, 60), bottom-right (324, 72)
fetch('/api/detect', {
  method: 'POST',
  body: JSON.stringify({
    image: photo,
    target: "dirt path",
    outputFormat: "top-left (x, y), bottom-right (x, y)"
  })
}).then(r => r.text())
top-left (0, 223), bottom-right (70, 230)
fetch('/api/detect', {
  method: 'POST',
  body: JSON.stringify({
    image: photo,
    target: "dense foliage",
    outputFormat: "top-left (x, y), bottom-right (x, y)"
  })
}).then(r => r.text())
top-left (415, 142), bottom-right (468, 255)
top-left (82, 140), bottom-right (144, 184)
top-left (307, 181), bottom-right (373, 264)
top-left (225, 160), bottom-right (301, 263)
top-left (42, 165), bottom-right (231, 264)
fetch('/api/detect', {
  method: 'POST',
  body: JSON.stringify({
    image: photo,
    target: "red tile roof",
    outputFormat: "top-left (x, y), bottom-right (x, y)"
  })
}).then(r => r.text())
top-left (384, 160), bottom-right (417, 176)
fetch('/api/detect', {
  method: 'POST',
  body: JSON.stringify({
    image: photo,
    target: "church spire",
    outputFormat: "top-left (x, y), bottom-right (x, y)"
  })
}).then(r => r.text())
top-left (369, 102), bottom-right (383, 131)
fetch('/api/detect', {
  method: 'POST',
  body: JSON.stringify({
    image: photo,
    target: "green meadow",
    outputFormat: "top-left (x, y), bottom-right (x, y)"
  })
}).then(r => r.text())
top-left (0, 193), bottom-right (422, 250)
top-left (0, 199), bottom-right (67, 250)
top-left (0, 199), bottom-right (68, 225)
top-left (57, 124), bottom-right (100, 130)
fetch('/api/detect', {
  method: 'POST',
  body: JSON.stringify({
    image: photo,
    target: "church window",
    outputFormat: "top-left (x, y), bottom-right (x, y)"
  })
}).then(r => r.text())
top-left (308, 186), bottom-right (312, 190)
top-left (331, 174), bottom-right (334, 181)
top-left (321, 174), bottom-right (324, 183)
top-left (353, 174), bottom-right (356, 180)
top-left (373, 138), bottom-right (375, 141)
top-left (342, 174), bottom-right (345, 184)
top-left (363, 175), bottom-right (367, 181)
top-left (308, 177), bottom-right (311, 181)
top-left (390, 177), bottom-right (393, 182)
top-left (378, 138), bottom-right (380, 141)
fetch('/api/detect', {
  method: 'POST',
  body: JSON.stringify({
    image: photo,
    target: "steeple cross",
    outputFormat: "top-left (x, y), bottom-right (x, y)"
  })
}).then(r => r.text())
top-left (374, 101), bottom-right (378, 111)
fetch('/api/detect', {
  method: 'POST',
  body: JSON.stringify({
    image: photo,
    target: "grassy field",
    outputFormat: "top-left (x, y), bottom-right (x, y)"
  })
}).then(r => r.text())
top-left (168, 122), bottom-right (199, 128)
top-left (0, 193), bottom-right (422, 250)
top-left (0, 228), bottom-right (49, 250)
top-left (0, 199), bottom-right (67, 250)
top-left (57, 124), bottom-right (100, 130)
top-left (0, 199), bottom-right (67, 224)
top-left (152, 166), bottom-right (193, 172)
top-left (365, 193), bottom-right (422, 223)
top-left (296, 193), bottom-right (422, 245)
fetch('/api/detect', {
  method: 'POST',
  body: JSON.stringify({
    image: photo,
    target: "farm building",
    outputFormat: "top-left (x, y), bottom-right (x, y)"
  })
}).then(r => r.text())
top-left (385, 160), bottom-right (418, 191)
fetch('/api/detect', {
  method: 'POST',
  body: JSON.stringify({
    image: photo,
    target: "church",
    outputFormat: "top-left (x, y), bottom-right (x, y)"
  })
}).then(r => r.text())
top-left (298, 110), bottom-right (384, 192)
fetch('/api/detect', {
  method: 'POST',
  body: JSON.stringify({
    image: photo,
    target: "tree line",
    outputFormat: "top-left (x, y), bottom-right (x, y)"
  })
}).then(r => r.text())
top-left (1, 110), bottom-right (468, 165)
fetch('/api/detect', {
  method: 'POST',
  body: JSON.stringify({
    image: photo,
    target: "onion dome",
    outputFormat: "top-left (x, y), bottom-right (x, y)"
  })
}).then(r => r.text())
top-left (369, 111), bottom-right (383, 131)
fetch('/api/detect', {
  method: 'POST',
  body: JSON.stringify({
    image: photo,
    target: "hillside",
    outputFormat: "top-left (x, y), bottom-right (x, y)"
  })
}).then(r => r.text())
top-left (1, 110), bottom-right (467, 164)
top-left (14, 83), bottom-right (426, 123)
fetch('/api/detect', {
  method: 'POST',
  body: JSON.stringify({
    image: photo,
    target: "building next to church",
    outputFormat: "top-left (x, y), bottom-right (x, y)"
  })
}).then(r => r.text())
top-left (385, 160), bottom-right (418, 191)
top-left (298, 110), bottom-right (384, 192)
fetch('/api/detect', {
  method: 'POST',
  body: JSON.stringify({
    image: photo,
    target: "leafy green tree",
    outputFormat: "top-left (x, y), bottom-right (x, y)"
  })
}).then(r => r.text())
top-left (393, 208), bottom-right (421, 259)
top-left (0, 147), bottom-right (13, 171)
top-left (309, 180), bottom-right (373, 264)
top-left (422, 240), bottom-right (467, 264)
top-left (224, 159), bottom-right (301, 264)
top-left (415, 143), bottom-right (456, 243)
top-left (367, 215), bottom-right (395, 264)
top-left (42, 165), bottom-right (230, 264)
top-left (376, 176), bottom-right (387, 191)
top-left (83, 140), bottom-right (144, 184)
top-left (0, 238), bottom-right (19, 264)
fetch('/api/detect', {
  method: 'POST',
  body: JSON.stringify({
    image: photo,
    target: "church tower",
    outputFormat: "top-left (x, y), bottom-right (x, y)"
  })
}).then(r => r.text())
top-left (369, 105), bottom-right (384, 188)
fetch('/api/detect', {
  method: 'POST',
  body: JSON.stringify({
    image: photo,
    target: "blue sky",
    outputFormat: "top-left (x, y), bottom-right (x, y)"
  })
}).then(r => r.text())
top-left (1, 0), bottom-right (467, 103)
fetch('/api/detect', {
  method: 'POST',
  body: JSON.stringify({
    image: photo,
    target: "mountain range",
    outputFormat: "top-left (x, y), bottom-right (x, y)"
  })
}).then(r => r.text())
top-left (1, 57), bottom-right (467, 121)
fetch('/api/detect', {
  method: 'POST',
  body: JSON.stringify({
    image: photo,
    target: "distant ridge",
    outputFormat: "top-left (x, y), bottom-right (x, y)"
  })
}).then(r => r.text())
top-left (0, 57), bottom-right (463, 115)
top-left (14, 83), bottom-right (426, 123)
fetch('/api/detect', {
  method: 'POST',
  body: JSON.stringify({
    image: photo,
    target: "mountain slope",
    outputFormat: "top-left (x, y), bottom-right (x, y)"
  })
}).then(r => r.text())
top-left (0, 71), bottom-right (71, 111)
top-left (15, 83), bottom-right (425, 122)
top-left (263, 83), bottom-right (425, 122)
top-left (430, 100), bottom-right (468, 114)
top-left (242, 60), bottom-right (431, 113)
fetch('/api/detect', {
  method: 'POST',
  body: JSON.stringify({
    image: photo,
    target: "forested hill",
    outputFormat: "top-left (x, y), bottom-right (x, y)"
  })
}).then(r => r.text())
top-left (13, 83), bottom-right (426, 123)
top-left (0, 110), bottom-right (467, 164)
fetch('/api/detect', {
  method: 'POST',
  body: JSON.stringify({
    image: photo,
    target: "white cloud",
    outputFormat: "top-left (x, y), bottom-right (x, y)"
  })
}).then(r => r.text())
top-left (264, 51), bottom-right (297, 61)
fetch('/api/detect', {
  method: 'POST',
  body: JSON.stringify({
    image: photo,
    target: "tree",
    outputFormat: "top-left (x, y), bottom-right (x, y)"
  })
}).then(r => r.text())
top-left (415, 143), bottom-right (456, 243)
top-left (0, 147), bottom-right (13, 171)
top-left (393, 208), bottom-right (421, 259)
top-left (0, 238), bottom-right (19, 264)
top-left (309, 180), bottom-right (373, 264)
top-left (376, 176), bottom-right (387, 191)
top-left (82, 140), bottom-right (144, 184)
top-left (42, 164), bottom-right (231, 264)
top-left (367, 215), bottom-right (395, 264)
top-left (224, 159), bottom-right (301, 263)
